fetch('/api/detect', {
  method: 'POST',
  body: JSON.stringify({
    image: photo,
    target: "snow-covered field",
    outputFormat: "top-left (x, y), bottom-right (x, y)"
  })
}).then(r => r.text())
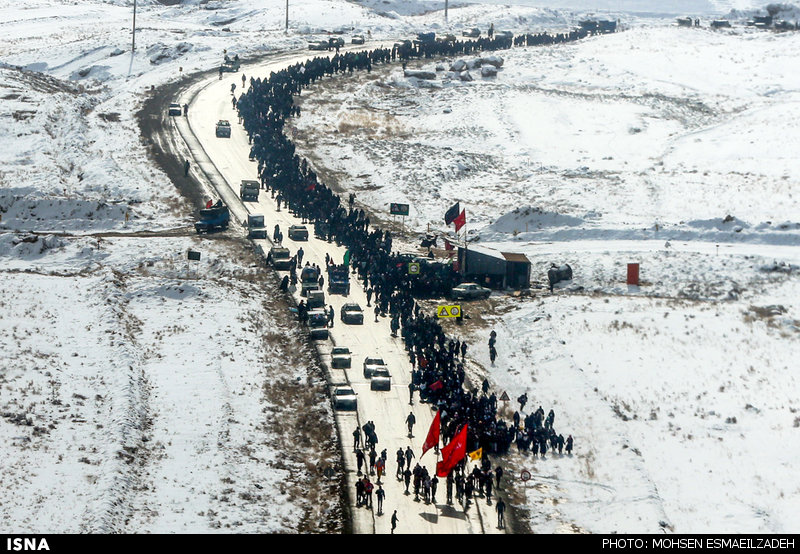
top-left (1, 0), bottom-right (799, 535)
top-left (289, 7), bottom-right (800, 534)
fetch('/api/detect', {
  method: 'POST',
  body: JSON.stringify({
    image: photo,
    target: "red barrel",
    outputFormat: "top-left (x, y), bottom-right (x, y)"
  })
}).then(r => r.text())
top-left (627, 263), bottom-right (640, 285)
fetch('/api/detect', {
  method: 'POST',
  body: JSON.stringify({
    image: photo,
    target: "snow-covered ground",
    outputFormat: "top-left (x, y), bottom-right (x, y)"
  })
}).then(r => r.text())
top-left (2, 0), bottom-right (799, 535)
top-left (289, 8), bottom-right (800, 534)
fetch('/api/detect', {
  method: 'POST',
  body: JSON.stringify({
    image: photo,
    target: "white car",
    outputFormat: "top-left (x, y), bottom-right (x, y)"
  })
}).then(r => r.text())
top-left (168, 103), bottom-right (182, 116)
top-left (450, 282), bottom-right (491, 300)
top-left (370, 368), bottom-right (391, 391)
top-left (332, 386), bottom-right (357, 410)
top-left (363, 356), bottom-right (387, 379)
top-left (331, 346), bottom-right (352, 369)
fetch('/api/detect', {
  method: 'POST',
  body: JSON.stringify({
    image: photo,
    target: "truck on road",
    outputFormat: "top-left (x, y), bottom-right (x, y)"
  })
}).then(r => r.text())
top-left (247, 214), bottom-right (266, 239)
top-left (327, 265), bottom-right (350, 296)
top-left (301, 265), bottom-right (321, 297)
top-left (268, 246), bottom-right (292, 270)
top-left (240, 180), bottom-right (260, 202)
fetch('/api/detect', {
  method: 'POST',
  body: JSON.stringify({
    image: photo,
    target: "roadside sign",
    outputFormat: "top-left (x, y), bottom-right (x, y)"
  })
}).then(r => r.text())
top-left (408, 262), bottom-right (420, 275)
top-left (520, 470), bottom-right (531, 482)
top-left (499, 391), bottom-right (510, 402)
top-left (187, 250), bottom-right (201, 261)
top-left (436, 305), bottom-right (461, 318)
top-left (390, 203), bottom-right (410, 216)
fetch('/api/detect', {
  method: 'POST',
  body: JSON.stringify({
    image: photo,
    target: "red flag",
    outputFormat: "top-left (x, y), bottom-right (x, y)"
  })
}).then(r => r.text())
top-left (444, 238), bottom-right (454, 251)
top-left (453, 209), bottom-right (466, 232)
top-left (429, 380), bottom-right (443, 391)
top-left (421, 410), bottom-right (441, 458)
top-left (436, 424), bottom-right (468, 477)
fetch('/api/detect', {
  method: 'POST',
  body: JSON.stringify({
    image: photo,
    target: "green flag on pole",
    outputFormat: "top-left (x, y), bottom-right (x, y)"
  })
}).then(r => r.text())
top-left (343, 249), bottom-right (351, 267)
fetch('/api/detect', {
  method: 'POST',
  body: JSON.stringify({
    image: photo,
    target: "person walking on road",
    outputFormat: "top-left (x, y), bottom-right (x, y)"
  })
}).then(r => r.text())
top-left (376, 485), bottom-right (385, 515)
top-left (353, 426), bottom-right (362, 451)
top-left (327, 305), bottom-right (335, 328)
top-left (391, 510), bottom-right (399, 534)
top-left (495, 466), bottom-right (504, 490)
top-left (376, 457), bottom-right (385, 484)
top-left (356, 449), bottom-right (365, 475)
top-left (363, 477), bottom-right (374, 509)
top-left (403, 467), bottom-right (412, 494)
top-left (408, 382), bottom-right (415, 405)
top-left (183, 159), bottom-right (190, 177)
top-left (496, 498), bottom-right (506, 529)
top-left (369, 448), bottom-right (377, 475)
top-left (396, 448), bottom-right (405, 478)
top-left (404, 446), bottom-right (414, 470)
top-left (297, 246), bottom-right (304, 267)
top-left (405, 412), bottom-right (416, 438)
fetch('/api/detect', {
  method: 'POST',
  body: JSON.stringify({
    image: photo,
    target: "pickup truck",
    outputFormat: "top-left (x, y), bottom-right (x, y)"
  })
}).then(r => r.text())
top-left (240, 180), bottom-right (259, 202)
top-left (195, 203), bottom-right (230, 233)
top-left (268, 246), bottom-right (292, 270)
top-left (307, 309), bottom-right (329, 340)
top-left (327, 265), bottom-right (350, 295)
top-left (247, 214), bottom-right (266, 239)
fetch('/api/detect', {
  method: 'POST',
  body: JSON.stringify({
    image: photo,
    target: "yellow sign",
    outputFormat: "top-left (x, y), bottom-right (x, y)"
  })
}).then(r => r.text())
top-left (437, 305), bottom-right (461, 318)
top-left (468, 448), bottom-right (482, 461)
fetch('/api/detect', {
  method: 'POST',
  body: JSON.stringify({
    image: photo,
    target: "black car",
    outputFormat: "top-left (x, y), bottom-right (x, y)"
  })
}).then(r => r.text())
top-left (341, 303), bottom-right (364, 325)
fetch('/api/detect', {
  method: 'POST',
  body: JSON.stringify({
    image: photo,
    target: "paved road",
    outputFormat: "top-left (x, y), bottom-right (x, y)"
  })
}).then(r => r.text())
top-left (172, 52), bottom-right (504, 534)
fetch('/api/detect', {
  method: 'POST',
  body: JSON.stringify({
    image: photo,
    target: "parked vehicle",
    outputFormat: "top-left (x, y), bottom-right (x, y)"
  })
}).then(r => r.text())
top-left (307, 309), bottom-right (329, 340)
top-left (300, 265), bottom-right (320, 296)
top-left (168, 103), bottom-right (182, 116)
top-left (450, 282), bottom-right (491, 300)
top-left (332, 385), bottom-right (357, 410)
top-left (462, 27), bottom-right (481, 37)
top-left (308, 40), bottom-right (329, 51)
top-left (240, 180), bottom-right (259, 202)
top-left (363, 356), bottom-right (387, 379)
top-left (194, 203), bottom-right (230, 233)
top-left (370, 368), bottom-right (392, 391)
top-left (268, 246), bottom-right (292, 270)
top-left (340, 303), bottom-right (364, 324)
top-left (351, 35), bottom-right (365, 44)
top-left (288, 225), bottom-right (309, 241)
top-left (327, 265), bottom-right (350, 295)
top-left (307, 290), bottom-right (325, 310)
top-left (331, 347), bottom-right (352, 369)
top-left (215, 120), bottom-right (231, 138)
top-left (247, 214), bottom-right (266, 239)
top-left (328, 37), bottom-right (345, 49)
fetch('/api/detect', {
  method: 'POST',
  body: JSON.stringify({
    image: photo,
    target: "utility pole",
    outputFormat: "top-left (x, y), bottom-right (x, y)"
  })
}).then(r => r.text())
top-left (445, 0), bottom-right (448, 23)
top-left (285, 0), bottom-right (289, 31)
top-left (132, 0), bottom-right (137, 52)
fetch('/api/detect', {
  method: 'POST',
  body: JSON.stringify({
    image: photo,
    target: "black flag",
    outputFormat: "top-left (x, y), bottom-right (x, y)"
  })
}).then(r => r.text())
top-left (444, 202), bottom-right (460, 225)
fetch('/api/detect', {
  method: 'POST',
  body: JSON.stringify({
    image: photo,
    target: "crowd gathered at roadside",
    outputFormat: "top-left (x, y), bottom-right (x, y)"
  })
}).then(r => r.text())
top-left (230, 27), bottom-right (586, 525)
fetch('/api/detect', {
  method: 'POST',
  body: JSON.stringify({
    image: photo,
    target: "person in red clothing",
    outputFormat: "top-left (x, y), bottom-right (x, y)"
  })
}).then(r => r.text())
top-left (363, 477), bottom-right (374, 509)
